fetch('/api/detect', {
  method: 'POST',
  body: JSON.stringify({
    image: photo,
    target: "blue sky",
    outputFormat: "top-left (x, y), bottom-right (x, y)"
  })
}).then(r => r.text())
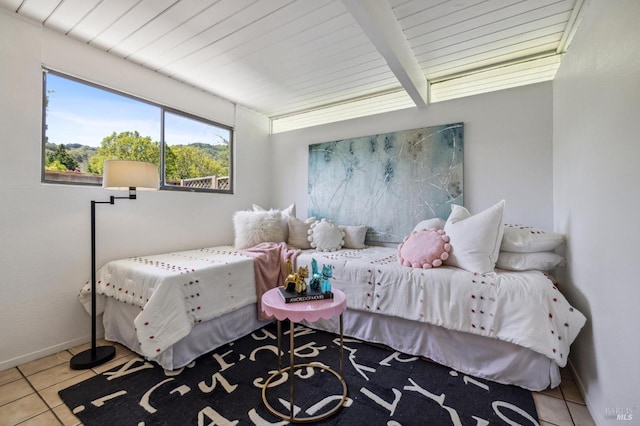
top-left (45, 73), bottom-right (229, 148)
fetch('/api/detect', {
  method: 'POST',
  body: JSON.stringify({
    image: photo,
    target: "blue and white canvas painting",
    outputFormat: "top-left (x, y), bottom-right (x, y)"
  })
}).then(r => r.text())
top-left (308, 123), bottom-right (463, 243)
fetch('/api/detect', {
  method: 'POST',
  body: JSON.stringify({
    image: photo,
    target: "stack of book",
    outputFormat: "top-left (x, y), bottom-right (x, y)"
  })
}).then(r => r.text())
top-left (278, 287), bottom-right (333, 303)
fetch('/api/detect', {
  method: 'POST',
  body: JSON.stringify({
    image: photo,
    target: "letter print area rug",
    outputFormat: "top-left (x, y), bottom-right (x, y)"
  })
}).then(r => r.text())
top-left (59, 323), bottom-right (540, 425)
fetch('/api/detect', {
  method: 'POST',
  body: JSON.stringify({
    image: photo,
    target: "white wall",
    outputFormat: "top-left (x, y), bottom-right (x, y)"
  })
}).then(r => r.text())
top-left (0, 11), bottom-right (271, 370)
top-left (271, 82), bottom-right (554, 229)
top-left (553, 1), bottom-right (640, 424)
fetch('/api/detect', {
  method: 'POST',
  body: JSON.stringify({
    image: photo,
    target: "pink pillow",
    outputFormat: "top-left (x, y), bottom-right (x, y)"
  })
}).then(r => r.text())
top-left (397, 228), bottom-right (451, 269)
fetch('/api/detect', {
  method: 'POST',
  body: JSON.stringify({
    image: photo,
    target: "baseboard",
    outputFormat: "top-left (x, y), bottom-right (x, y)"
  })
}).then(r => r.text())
top-left (0, 335), bottom-right (95, 372)
top-left (567, 359), bottom-right (601, 426)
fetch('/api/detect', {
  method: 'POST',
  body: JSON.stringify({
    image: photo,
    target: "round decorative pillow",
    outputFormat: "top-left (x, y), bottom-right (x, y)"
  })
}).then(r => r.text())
top-left (397, 228), bottom-right (451, 269)
top-left (308, 219), bottom-right (345, 252)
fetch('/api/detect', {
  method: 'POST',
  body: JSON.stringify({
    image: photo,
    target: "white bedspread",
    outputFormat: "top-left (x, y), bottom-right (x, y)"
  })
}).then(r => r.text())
top-left (297, 246), bottom-right (586, 367)
top-left (79, 246), bottom-right (256, 361)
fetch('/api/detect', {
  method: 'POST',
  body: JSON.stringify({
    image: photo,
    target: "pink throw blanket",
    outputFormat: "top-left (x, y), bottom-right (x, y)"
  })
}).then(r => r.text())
top-left (239, 242), bottom-right (300, 320)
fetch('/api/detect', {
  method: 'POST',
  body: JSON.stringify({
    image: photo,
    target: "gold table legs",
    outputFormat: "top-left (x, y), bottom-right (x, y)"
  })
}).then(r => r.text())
top-left (261, 315), bottom-right (347, 423)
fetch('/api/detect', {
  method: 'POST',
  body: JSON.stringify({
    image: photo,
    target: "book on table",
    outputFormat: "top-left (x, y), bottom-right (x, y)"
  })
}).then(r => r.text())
top-left (278, 287), bottom-right (333, 303)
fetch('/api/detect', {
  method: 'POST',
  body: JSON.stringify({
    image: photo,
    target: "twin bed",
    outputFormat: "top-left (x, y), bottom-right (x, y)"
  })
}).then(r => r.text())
top-left (81, 247), bottom-right (267, 371)
top-left (81, 234), bottom-right (585, 391)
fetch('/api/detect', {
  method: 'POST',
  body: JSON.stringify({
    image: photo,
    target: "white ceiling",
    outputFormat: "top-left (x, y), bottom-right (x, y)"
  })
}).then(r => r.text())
top-left (1, 0), bottom-right (586, 132)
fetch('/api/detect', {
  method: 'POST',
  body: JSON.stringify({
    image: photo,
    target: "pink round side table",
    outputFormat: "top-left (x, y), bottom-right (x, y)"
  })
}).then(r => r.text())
top-left (261, 287), bottom-right (347, 423)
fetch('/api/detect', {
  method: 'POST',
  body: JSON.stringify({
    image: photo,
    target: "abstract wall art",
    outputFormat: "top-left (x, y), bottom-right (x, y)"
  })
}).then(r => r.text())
top-left (308, 123), bottom-right (463, 243)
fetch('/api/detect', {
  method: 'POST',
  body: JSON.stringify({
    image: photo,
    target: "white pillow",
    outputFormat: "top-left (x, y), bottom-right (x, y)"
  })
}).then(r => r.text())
top-left (339, 225), bottom-right (367, 249)
top-left (233, 210), bottom-right (285, 249)
top-left (496, 251), bottom-right (566, 271)
top-left (253, 203), bottom-right (296, 240)
top-left (444, 200), bottom-right (506, 273)
top-left (412, 218), bottom-right (446, 233)
top-left (288, 217), bottom-right (316, 249)
top-left (501, 225), bottom-right (565, 253)
top-left (308, 219), bottom-right (345, 252)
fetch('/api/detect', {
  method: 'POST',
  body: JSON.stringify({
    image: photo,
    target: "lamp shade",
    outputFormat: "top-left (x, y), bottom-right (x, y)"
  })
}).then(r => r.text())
top-left (102, 160), bottom-right (159, 190)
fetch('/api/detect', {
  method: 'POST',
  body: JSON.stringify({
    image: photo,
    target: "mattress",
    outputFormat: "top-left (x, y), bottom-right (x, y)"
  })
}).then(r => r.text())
top-left (85, 243), bottom-right (583, 389)
top-left (296, 246), bottom-right (586, 368)
top-left (80, 246), bottom-right (257, 362)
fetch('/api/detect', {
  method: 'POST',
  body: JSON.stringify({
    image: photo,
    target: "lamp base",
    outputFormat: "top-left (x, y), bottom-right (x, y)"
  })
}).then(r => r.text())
top-left (69, 345), bottom-right (116, 370)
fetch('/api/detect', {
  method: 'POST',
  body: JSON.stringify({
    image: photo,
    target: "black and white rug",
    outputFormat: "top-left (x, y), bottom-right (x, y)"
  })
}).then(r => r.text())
top-left (59, 323), bottom-right (540, 425)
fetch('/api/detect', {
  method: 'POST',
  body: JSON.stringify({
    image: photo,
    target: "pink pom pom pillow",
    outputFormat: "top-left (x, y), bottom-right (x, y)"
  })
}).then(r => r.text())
top-left (397, 228), bottom-right (451, 269)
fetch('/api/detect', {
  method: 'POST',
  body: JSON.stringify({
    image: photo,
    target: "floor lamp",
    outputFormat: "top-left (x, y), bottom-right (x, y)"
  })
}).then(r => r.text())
top-left (70, 160), bottom-right (159, 370)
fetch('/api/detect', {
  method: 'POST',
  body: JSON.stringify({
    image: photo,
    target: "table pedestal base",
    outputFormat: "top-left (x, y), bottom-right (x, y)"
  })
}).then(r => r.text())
top-left (261, 316), bottom-right (347, 423)
top-left (262, 363), bottom-right (347, 423)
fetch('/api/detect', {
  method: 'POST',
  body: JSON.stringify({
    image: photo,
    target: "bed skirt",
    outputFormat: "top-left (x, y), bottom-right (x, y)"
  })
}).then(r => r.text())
top-left (103, 300), bottom-right (559, 390)
top-left (103, 299), bottom-right (269, 370)
top-left (303, 309), bottom-right (560, 391)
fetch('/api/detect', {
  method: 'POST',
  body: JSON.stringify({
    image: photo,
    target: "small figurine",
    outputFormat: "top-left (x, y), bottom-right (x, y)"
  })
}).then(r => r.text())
top-left (284, 259), bottom-right (297, 292)
top-left (320, 264), bottom-right (333, 294)
top-left (295, 265), bottom-right (308, 294)
top-left (284, 259), bottom-right (309, 294)
top-left (309, 258), bottom-right (322, 291)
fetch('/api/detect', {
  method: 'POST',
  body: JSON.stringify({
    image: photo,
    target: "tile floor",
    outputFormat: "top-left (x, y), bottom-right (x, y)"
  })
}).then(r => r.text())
top-left (1, 340), bottom-right (596, 425)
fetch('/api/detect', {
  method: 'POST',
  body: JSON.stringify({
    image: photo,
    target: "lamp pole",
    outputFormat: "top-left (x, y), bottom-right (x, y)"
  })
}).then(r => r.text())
top-left (69, 199), bottom-right (117, 369)
top-left (70, 159), bottom-right (158, 369)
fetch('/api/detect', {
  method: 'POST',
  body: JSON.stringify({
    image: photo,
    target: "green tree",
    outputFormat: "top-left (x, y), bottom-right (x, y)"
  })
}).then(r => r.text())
top-left (164, 142), bottom-right (178, 182)
top-left (88, 131), bottom-right (160, 174)
top-left (46, 159), bottom-right (68, 171)
top-left (211, 144), bottom-right (229, 174)
top-left (167, 145), bottom-right (223, 181)
top-left (67, 145), bottom-right (97, 172)
top-left (181, 142), bottom-right (229, 176)
top-left (46, 144), bottom-right (78, 171)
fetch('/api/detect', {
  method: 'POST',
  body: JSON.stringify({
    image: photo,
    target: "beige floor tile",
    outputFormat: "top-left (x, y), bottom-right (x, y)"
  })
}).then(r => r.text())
top-left (560, 379), bottom-right (585, 404)
top-left (15, 409), bottom-right (63, 426)
top-left (52, 402), bottom-right (82, 426)
top-left (18, 351), bottom-right (72, 377)
top-left (25, 363), bottom-right (87, 391)
top-left (0, 393), bottom-right (48, 426)
top-left (539, 385), bottom-right (564, 399)
top-left (0, 377), bottom-right (35, 406)
top-left (0, 368), bottom-right (22, 387)
top-left (38, 370), bottom-right (95, 409)
top-left (568, 401), bottom-right (596, 426)
top-left (533, 393), bottom-right (574, 425)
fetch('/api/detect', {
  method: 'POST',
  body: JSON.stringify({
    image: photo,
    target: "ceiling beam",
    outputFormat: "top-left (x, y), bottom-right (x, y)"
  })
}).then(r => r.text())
top-left (343, 0), bottom-right (428, 108)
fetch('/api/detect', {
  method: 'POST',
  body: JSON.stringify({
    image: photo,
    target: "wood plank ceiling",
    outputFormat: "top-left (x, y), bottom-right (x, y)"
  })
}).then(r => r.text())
top-left (1, 0), bottom-right (586, 132)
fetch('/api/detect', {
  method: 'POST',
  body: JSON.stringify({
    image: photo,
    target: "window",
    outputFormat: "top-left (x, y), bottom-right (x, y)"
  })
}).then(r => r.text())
top-left (42, 69), bottom-right (233, 193)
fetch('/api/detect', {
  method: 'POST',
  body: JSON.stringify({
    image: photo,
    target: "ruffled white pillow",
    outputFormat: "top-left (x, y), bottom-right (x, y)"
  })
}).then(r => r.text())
top-left (308, 219), bottom-right (345, 252)
top-left (444, 200), bottom-right (506, 273)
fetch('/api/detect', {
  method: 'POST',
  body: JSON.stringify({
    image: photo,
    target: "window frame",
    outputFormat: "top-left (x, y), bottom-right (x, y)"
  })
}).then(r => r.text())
top-left (41, 68), bottom-right (234, 194)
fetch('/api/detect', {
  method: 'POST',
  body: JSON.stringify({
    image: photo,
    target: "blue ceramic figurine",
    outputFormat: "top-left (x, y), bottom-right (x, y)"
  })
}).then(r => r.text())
top-left (309, 258), bottom-right (333, 294)
top-left (310, 258), bottom-right (322, 291)
top-left (320, 264), bottom-right (332, 293)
